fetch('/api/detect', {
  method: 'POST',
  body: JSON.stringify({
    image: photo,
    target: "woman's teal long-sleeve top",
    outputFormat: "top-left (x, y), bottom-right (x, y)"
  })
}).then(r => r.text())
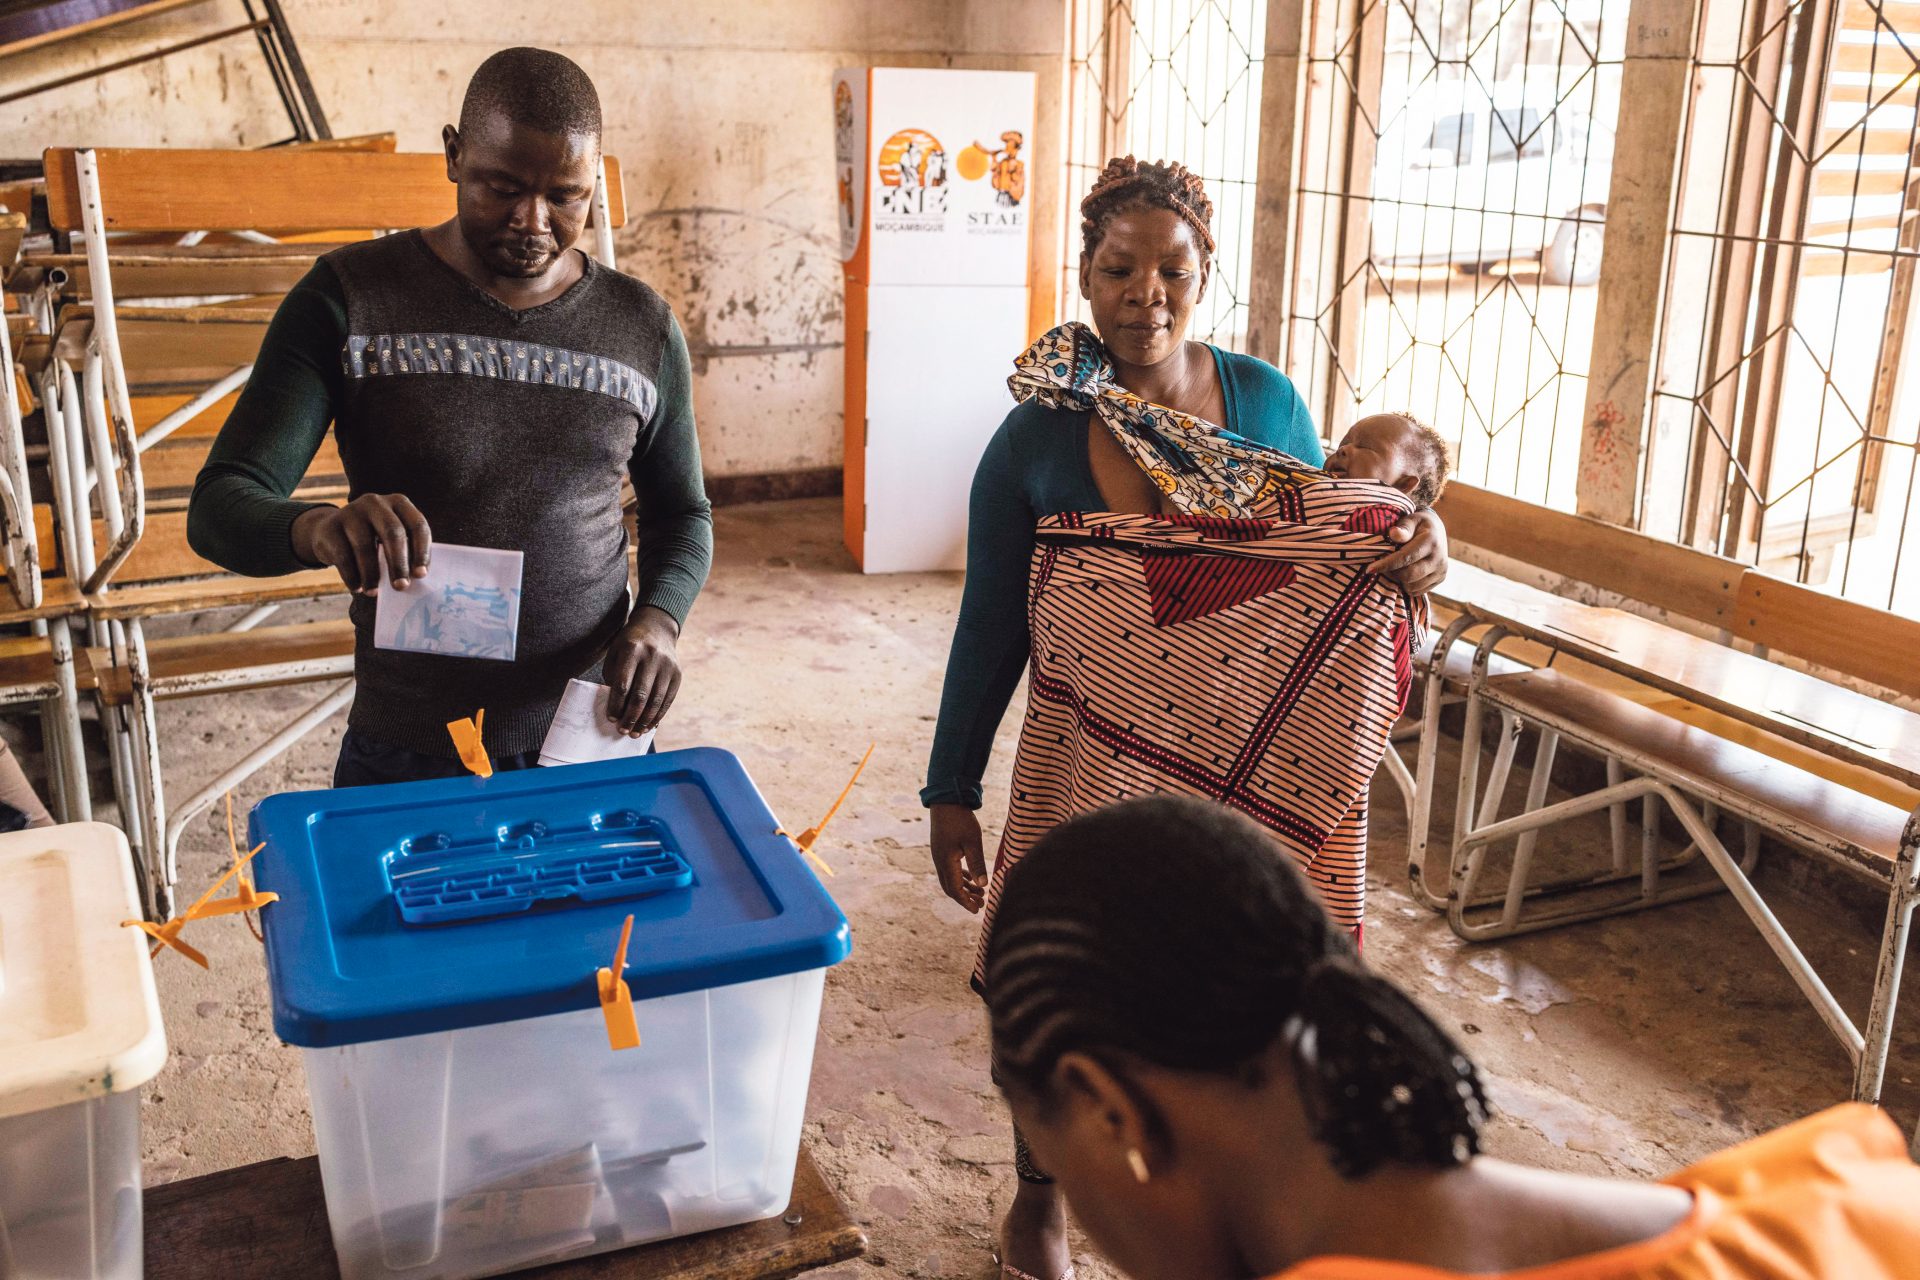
top-left (921, 347), bottom-right (1325, 810)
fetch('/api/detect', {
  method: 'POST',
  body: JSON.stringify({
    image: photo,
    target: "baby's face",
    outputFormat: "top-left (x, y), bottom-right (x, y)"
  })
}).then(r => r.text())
top-left (1326, 414), bottom-right (1418, 490)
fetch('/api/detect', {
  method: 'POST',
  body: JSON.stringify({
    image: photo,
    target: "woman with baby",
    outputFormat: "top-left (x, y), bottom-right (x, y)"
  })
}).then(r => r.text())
top-left (921, 155), bottom-right (1455, 1279)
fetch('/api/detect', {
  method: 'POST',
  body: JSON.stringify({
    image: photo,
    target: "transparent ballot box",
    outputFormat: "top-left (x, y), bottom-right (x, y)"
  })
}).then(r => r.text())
top-left (251, 750), bottom-right (849, 1280)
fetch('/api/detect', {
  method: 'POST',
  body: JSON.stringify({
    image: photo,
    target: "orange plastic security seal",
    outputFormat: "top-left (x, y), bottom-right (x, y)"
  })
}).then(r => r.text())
top-left (597, 913), bottom-right (641, 1051)
top-left (446, 709), bottom-right (494, 779)
top-left (777, 743), bottom-right (875, 880)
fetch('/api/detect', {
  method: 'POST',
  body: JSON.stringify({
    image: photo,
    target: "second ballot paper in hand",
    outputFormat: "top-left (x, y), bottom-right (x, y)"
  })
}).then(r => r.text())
top-left (538, 678), bottom-right (656, 767)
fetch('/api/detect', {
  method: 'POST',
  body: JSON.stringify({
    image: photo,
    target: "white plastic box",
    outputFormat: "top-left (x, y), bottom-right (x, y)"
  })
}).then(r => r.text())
top-left (252, 751), bottom-right (850, 1280)
top-left (0, 824), bottom-right (166, 1279)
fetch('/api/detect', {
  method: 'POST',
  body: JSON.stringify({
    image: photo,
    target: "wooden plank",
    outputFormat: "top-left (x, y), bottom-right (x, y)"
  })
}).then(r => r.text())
top-left (118, 313), bottom-right (270, 376)
top-left (1432, 482), bottom-right (1744, 625)
top-left (0, 505), bottom-right (64, 581)
top-left (0, 0), bottom-right (205, 59)
top-left (0, 212), bottom-right (25, 277)
top-left (96, 508), bottom-right (219, 583)
top-left (1435, 560), bottom-right (1920, 790)
top-left (50, 252), bottom-right (328, 299)
top-left (1818, 126), bottom-right (1920, 154)
top-left (89, 618), bottom-right (352, 704)
top-left (13, 333), bottom-right (51, 380)
top-left (25, 505), bottom-right (57, 574)
top-left (1826, 77), bottom-right (1917, 103)
top-left (1843, 2), bottom-right (1888, 31)
top-left (1733, 568), bottom-right (1920, 699)
top-left (0, 635), bottom-right (57, 699)
top-left (53, 303), bottom-right (278, 374)
top-left (45, 148), bottom-right (631, 235)
top-left (602, 155), bottom-right (627, 229)
top-left (1577, 0), bottom-right (1709, 524)
top-left (144, 1145), bottom-right (864, 1280)
top-left (139, 434), bottom-right (343, 496)
top-left (89, 567), bottom-right (344, 619)
top-left (119, 302), bottom-right (280, 322)
top-left (1485, 669), bottom-right (1908, 869)
top-left (44, 149), bottom-right (454, 234)
top-left (1833, 38), bottom-right (1920, 73)
top-left (1797, 247), bottom-right (1899, 274)
top-left (1815, 165), bottom-right (1914, 195)
top-left (1244, 0), bottom-right (1312, 366)
top-left (131, 389), bottom-right (238, 438)
top-left (1806, 209), bottom-right (1912, 236)
top-left (0, 578), bottom-right (86, 625)
top-left (1637, 690), bottom-right (1920, 809)
top-left (286, 132), bottom-right (397, 153)
top-left (0, 179), bottom-right (38, 216)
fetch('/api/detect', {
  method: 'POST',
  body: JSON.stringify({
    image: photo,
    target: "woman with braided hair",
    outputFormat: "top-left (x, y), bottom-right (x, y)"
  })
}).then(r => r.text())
top-left (925, 157), bottom-right (1452, 1278)
top-left (988, 795), bottom-right (1920, 1280)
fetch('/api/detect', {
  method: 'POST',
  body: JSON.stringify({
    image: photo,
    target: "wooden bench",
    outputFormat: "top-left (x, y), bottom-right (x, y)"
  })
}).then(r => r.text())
top-left (32, 144), bottom-right (629, 917)
top-left (1421, 482), bottom-right (1920, 1115)
top-left (1393, 487), bottom-right (1749, 910)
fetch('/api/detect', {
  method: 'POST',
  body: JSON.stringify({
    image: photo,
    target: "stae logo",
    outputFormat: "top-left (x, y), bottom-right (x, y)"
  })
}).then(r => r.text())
top-left (957, 129), bottom-right (1027, 235)
top-left (876, 128), bottom-right (949, 220)
top-left (958, 130), bottom-right (1026, 206)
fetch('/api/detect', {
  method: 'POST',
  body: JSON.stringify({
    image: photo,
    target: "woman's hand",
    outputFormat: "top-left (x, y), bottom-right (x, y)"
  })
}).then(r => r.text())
top-left (292, 494), bottom-right (431, 595)
top-left (929, 803), bottom-right (988, 913)
top-left (1370, 507), bottom-right (1449, 594)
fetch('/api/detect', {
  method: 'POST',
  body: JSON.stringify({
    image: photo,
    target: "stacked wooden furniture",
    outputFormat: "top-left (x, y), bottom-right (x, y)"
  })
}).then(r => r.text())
top-left (27, 143), bottom-right (628, 916)
top-left (0, 175), bottom-right (94, 828)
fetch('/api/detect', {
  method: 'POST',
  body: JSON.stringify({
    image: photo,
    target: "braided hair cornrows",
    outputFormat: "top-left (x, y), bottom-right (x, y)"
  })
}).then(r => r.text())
top-left (985, 795), bottom-right (1488, 1179)
top-left (1080, 156), bottom-right (1217, 258)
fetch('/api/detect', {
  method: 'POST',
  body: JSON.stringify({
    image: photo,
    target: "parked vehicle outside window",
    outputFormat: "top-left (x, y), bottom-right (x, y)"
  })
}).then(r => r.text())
top-left (1371, 79), bottom-right (1614, 285)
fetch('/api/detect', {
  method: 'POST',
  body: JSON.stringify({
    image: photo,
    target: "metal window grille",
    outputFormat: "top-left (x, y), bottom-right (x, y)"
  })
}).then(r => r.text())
top-left (1285, 0), bottom-right (1628, 489)
top-left (1644, 0), bottom-right (1920, 611)
top-left (1063, 1), bottom-right (1270, 350)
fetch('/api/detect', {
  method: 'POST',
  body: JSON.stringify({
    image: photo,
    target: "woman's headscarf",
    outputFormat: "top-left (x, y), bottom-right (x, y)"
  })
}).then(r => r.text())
top-left (1009, 321), bottom-right (1320, 519)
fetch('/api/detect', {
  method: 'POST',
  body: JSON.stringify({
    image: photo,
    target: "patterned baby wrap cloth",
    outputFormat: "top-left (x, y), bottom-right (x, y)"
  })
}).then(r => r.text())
top-left (974, 323), bottom-right (1425, 987)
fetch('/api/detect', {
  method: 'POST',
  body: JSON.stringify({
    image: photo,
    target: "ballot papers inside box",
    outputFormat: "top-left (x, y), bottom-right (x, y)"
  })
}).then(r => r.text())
top-left (375, 543), bottom-right (524, 661)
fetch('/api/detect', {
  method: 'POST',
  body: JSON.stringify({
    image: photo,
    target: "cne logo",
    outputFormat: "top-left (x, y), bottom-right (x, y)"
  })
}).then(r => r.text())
top-left (877, 128), bottom-right (949, 218)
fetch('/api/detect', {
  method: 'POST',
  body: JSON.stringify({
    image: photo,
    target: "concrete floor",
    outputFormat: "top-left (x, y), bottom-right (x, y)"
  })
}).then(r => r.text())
top-left (138, 496), bottom-right (1920, 1280)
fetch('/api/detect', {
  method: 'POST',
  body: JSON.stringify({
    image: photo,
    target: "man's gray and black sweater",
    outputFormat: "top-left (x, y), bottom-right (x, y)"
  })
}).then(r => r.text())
top-left (187, 230), bottom-right (713, 758)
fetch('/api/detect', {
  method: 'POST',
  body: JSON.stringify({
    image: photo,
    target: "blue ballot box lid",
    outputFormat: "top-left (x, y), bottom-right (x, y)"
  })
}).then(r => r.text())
top-left (250, 748), bottom-right (851, 1048)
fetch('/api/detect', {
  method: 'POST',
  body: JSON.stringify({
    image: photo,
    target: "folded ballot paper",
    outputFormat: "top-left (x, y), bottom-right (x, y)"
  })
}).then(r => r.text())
top-left (538, 678), bottom-right (656, 767)
top-left (374, 543), bottom-right (524, 661)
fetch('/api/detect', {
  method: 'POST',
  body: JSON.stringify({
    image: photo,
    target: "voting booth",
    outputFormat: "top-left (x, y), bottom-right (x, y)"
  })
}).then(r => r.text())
top-left (835, 67), bottom-right (1037, 573)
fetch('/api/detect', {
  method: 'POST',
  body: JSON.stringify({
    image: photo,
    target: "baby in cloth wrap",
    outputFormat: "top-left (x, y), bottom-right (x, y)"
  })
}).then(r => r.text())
top-left (1324, 411), bottom-right (1452, 510)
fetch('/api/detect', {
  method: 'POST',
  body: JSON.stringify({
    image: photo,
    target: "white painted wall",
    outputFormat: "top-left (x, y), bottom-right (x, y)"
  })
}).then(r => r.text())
top-left (0, 0), bottom-right (1067, 480)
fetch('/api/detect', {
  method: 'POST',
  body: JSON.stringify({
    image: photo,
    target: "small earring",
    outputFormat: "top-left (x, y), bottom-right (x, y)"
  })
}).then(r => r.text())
top-left (1126, 1148), bottom-right (1150, 1184)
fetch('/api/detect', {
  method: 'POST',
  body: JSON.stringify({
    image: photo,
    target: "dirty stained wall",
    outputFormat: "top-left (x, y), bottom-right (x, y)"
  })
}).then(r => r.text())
top-left (0, 1), bottom-right (1067, 481)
